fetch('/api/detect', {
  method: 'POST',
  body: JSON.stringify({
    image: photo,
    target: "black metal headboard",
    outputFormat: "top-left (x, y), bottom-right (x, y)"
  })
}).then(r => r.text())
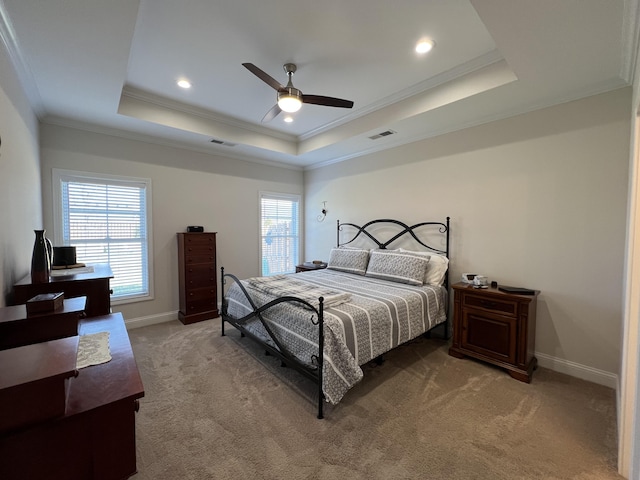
top-left (337, 218), bottom-right (451, 287)
top-left (337, 218), bottom-right (450, 255)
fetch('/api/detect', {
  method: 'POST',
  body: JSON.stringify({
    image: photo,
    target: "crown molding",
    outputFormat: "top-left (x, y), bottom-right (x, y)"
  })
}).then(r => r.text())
top-left (299, 50), bottom-right (505, 142)
top-left (0, 0), bottom-right (45, 117)
top-left (121, 86), bottom-right (297, 144)
top-left (306, 79), bottom-right (629, 171)
top-left (621, 0), bottom-right (640, 84)
top-left (41, 116), bottom-right (305, 171)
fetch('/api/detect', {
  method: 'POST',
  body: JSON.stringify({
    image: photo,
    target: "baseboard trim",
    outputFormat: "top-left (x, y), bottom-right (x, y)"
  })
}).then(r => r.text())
top-left (125, 311), bottom-right (178, 329)
top-left (535, 351), bottom-right (618, 389)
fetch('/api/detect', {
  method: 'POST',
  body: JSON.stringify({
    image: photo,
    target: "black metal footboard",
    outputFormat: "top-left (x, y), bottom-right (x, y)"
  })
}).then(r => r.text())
top-left (220, 267), bottom-right (326, 419)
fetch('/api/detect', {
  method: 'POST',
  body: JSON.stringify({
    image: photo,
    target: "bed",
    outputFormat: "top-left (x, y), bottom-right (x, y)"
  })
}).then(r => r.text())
top-left (220, 218), bottom-right (450, 418)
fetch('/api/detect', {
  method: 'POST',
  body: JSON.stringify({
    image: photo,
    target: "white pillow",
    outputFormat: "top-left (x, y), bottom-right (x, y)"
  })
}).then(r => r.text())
top-left (364, 250), bottom-right (429, 286)
top-left (327, 248), bottom-right (370, 275)
top-left (398, 248), bottom-right (449, 286)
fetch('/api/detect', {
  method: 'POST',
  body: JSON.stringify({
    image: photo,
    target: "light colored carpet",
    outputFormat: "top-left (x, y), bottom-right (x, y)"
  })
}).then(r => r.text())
top-left (128, 319), bottom-right (622, 480)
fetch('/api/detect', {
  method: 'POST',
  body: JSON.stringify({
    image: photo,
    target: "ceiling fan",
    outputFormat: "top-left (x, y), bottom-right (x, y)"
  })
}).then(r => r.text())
top-left (242, 62), bottom-right (354, 122)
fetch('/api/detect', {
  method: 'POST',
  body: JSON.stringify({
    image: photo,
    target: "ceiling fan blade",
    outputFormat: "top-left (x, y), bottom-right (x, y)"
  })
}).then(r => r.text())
top-left (242, 63), bottom-right (284, 91)
top-left (302, 95), bottom-right (354, 109)
top-left (261, 104), bottom-right (282, 123)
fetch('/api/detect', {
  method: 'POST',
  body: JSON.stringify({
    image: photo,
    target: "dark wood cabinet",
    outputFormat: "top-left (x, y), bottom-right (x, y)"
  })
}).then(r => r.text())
top-left (177, 232), bottom-right (219, 324)
top-left (13, 264), bottom-right (113, 317)
top-left (0, 296), bottom-right (86, 350)
top-left (448, 282), bottom-right (539, 383)
top-left (0, 313), bottom-right (144, 480)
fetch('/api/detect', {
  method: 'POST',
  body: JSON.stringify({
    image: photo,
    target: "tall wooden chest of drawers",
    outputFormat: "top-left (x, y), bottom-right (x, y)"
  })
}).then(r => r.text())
top-left (177, 232), bottom-right (219, 324)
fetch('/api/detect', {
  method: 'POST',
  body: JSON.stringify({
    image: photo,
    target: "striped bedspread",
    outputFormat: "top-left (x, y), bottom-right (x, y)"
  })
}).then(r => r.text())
top-left (225, 269), bottom-right (447, 405)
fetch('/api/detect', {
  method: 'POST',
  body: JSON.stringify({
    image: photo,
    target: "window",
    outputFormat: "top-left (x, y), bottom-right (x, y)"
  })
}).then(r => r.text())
top-left (260, 192), bottom-right (300, 275)
top-left (53, 169), bottom-right (152, 303)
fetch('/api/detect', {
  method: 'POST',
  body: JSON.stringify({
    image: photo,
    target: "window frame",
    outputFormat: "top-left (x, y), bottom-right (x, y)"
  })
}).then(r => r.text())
top-left (259, 191), bottom-right (301, 276)
top-left (52, 168), bottom-right (154, 305)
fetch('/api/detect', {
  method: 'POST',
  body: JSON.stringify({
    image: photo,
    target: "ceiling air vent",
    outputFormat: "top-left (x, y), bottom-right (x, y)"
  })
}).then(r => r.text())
top-left (210, 138), bottom-right (236, 147)
top-left (368, 129), bottom-right (396, 140)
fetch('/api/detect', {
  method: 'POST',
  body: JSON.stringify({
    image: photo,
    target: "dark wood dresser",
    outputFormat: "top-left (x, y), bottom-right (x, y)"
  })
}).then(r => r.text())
top-left (0, 313), bottom-right (144, 479)
top-left (177, 232), bottom-right (219, 324)
top-left (13, 264), bottom-right (113, 318)
top-left (449, 282), bottom-right (539, 383)
top-left (0, 296), bottom-right (86, 350)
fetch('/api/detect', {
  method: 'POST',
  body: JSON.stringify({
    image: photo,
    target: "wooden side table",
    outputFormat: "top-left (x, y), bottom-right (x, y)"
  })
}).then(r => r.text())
top-left (0, 296), bottom-right (86, 351)
top-left (13, 264), bottom-right (113, 317)
top-left (448, 282), bottom-right (539, 383)
top-left (295, 262), bottom-right (327, 273)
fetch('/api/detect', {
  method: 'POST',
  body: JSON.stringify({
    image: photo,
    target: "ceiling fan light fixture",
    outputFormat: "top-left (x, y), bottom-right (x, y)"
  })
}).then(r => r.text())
top-left (278, 94), bottom-right (302, 112)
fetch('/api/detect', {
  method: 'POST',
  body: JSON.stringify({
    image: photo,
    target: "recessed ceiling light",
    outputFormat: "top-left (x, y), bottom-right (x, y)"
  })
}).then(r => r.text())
top-left (415, 39), bottom-right (435, 54)
top-left (177, 79), bottom-right (192, 89)
top-left (284, 116), bottom-right (294, 123)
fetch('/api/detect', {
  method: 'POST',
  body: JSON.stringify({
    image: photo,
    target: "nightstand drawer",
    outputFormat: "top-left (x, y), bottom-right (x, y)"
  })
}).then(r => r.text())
top-left (462, 293), bottom-right (517, 317)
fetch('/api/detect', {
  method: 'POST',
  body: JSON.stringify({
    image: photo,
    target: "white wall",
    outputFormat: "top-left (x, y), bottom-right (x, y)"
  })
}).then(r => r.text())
top-left (39, 124), bottom-right (303, 325)
top-left (0, 37), bottom-right (42, 307)
top-left (304, 88), bottom-right (631, 385)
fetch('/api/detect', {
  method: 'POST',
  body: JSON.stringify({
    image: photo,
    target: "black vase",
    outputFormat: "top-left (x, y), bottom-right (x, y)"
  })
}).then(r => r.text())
top-left (31, 229), bottom-right (51, 283)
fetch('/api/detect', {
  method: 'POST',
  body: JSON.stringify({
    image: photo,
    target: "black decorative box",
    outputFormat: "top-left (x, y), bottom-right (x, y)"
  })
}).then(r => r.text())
top-left (26, 292), bottom-right (64, 315)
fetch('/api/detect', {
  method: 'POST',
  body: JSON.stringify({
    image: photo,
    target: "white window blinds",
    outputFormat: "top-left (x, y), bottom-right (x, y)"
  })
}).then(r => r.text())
top-left (55, 170), bottom-right (152, 301)
top-left (260, 192), bottom-right (300, 275)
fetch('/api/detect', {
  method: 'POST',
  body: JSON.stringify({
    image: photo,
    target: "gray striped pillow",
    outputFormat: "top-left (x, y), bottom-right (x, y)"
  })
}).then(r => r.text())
top-left (364, 250), bottom-right (429, 285)
top-left (327, 248), bottom-right (370, 275)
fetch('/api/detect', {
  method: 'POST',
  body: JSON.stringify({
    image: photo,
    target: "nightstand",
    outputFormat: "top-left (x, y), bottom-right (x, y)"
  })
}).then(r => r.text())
top-left (448, 282), bottom-right (539, 383)
top-left (295, 262), bottom-right (327, 273)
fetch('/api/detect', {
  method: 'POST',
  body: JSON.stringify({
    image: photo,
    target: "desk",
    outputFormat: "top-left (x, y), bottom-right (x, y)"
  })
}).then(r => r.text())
top-left (0, 313), bottom-right (145, 480)
top-left (13, 264), bottom-right (113, 317)
top-left (0, 296), bottom-right (86, 350)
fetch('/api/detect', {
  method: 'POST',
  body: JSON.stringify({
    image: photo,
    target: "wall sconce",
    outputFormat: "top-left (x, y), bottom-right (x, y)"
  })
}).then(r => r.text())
top-left (317, 201), bottom-right (327, 222)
